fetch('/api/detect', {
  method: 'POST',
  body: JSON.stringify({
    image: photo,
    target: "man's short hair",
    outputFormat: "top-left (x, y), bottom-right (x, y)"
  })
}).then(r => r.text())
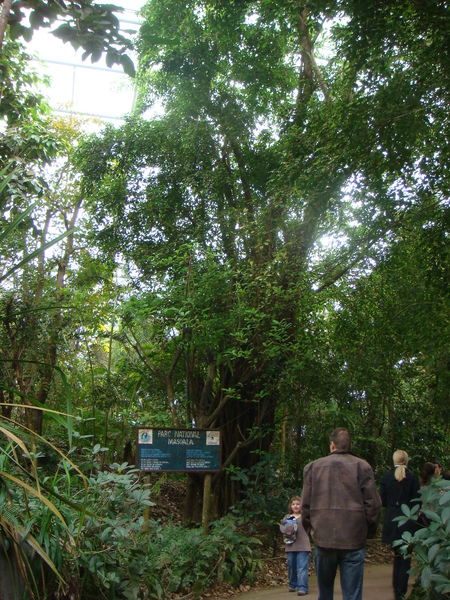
top-left (330, 427), bottom-right (352, 451)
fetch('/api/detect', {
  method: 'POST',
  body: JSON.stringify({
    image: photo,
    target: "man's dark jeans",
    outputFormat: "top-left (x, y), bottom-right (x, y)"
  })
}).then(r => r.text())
top-left (314, 545), bottom-right (366, 600)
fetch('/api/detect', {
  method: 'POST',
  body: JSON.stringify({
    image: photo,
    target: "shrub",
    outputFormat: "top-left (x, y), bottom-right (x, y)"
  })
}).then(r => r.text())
top-left (1, 439), bottom-right (263, 599)
top-left (140, 515), bottom-right (262, 597)
top-left (395, 478), bottom-right (450, 599)
top-left (71, 466), bottom-right (262, 599)
top-left (229, 451), bottom-right (297, 550)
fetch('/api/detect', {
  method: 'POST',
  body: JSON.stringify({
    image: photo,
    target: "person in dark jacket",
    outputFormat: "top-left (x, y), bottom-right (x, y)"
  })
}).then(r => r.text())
top-left (301, 427), bottom-right (381, 600)
top-left (380, 450), bottom-right (420, 600)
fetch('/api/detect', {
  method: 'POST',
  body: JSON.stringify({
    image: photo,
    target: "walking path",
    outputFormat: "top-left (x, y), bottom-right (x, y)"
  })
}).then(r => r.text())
top-left (235, 563), bottom-right (413, 599)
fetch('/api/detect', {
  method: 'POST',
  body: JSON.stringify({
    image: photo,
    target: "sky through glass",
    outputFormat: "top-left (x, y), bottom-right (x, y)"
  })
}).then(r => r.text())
top-left (25, 1), bottom-right (146, 124)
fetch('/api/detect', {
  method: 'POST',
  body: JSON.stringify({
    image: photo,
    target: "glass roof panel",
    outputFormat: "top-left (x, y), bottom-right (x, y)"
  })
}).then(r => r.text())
top-left (25, 1), bottom-right (146, 124)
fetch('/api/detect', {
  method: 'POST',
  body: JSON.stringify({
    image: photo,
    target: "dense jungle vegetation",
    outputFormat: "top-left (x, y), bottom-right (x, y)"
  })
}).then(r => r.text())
top-left (0, 0), bottom-right (449, 598)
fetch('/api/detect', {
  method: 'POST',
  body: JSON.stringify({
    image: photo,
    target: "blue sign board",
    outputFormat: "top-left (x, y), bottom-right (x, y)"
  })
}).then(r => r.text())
top-left (136, 428), bottom-right (222, 472)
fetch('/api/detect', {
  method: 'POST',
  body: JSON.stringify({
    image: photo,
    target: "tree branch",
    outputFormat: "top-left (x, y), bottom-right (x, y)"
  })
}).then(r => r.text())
top-left (199, 359), bottom-right (216, 411)
top-left (298, 7), bottom-right (329, 100)
top-left (123, 320), bottom-right (183, 426)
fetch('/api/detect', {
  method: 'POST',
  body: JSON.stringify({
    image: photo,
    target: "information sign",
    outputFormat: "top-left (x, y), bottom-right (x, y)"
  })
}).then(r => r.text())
top-left (136, 428), bottom-right (222, 472)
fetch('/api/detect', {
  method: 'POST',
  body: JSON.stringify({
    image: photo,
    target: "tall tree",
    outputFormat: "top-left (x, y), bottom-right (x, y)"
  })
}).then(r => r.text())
top-left (0, 40), bottom-right (87, 435)
top-left (76, 0), bottom-right (449, 517)
top-left (330, 197), bottom-right (450, 465)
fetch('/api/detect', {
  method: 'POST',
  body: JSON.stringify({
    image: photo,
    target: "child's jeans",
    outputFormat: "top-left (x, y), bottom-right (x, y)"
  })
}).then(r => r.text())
top-left (287, 550), bottom-right (310, 592)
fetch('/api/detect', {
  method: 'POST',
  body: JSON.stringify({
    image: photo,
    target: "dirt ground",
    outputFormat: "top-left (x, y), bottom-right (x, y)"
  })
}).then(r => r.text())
top-left (233, 563), bottom-right (413, 600)
top-left (201, 532), bottom-right (397, 600)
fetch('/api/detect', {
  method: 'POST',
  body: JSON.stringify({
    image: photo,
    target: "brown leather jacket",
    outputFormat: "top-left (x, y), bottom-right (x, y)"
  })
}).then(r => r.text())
top-left (301, 451), bottom-right (382, 550)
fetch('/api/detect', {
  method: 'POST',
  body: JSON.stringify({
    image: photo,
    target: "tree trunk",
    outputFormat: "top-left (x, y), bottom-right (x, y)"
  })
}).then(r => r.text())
top-left (181, 473), bottom-right (203, 523)
top-left (0, 0), bottom-right (13, 50)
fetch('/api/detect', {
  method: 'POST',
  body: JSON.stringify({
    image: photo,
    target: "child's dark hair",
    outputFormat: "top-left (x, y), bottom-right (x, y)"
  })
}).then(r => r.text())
top-left (288, 495), bottom-right (302, 512)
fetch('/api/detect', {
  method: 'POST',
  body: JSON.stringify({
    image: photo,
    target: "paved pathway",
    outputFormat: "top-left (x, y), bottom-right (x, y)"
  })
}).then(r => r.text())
top-left (234, 563), bottom-right (413, 599)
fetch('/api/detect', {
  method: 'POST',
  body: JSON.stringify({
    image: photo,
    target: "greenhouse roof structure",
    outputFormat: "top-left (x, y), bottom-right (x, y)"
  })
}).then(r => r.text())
top-left (26, 1), bottom-right (145, 125)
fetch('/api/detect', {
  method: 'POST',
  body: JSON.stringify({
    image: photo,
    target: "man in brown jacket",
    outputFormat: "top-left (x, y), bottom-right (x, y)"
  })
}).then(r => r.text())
top-left (301, 428), bottom-right (381, 600)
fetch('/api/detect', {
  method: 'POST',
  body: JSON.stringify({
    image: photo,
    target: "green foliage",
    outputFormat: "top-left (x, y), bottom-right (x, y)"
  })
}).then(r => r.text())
top-left (72, 462), bottom-right (153, 600)
top-left (2, 8), bottom-right (449, 599)
top-left (228, 451), bottom-right (296, 552)
top-left (74, 0), bottom-right (450, 517)
top-left (327, 195), bottom-right (450, 469)
top-left (0, 37), bottom-right (51, 128)
top-left (0, 151), bottom-right (88, 597)
top-left (0, 426), bottom-right (85, 597)
top-left (63, 462), bottom-right (262, 599)
top-left (395, 479), bottom-right (450, 599)
top-left (140, 516), bottom-right (262, 596)
top-left (76, 0), bottom-right (337, 514)
top-left (4, 0), bottom-right (136, 76)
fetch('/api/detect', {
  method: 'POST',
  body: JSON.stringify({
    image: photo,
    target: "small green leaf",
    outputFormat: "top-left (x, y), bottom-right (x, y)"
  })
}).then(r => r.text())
top-left (120, 54), bottom-right (136, 78)
top-left (402, 531), bottom-right (412, 543)
top-left (427, 543), bottom-right (440, 563)
top-left (441, 506), bottom-right (450, 524)
top-left (439, 490), bottom-right (450, 505)
top-left (401, 504), bottom-right (411, 518)
top-left (421, 566), bottom-right (432, 589)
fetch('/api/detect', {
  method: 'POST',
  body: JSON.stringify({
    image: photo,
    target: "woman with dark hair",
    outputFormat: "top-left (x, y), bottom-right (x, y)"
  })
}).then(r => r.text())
top-left (432, 462), bottom-right (450, 480)
top-left (380, 450), bottom-right (420, 600)
top-left (433, 462), bottom-right (443, 477)
top-left (421, 462), bottom-right (438, 487)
